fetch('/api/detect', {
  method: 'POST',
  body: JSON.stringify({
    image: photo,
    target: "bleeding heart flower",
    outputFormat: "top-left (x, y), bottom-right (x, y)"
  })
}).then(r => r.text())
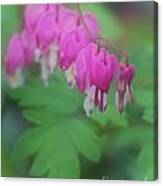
top-left (80, 12), bottom-right (100, 40)
top-left (33, 10), bottom-right (59, 85)
top-left (115, 63), bottom-right (135, 113)
top-left (20, 29), bottom-right (37, 65)
top-left (59, 26), bottom-right (90, 71)
top-left (56, 6), bottom-right (77, 41)
top-left (4, 3), bottom-right (136, 117)
top-left (75, 43), bottom-right (95, 93)
top-left (90, 44), bottom-right (118, 112)
top-left (58, 11), bottom-right (100, 89)
top-left (91, 48), bottom-right (118, 92)
top-left (35, 11), bottom-right (57, 53)
top-left (75, 42), bottom-right (118, 116)
top-left (5, 34), bottom-right (26, 88)
top-left (24, 4), bottom-right (49, 33)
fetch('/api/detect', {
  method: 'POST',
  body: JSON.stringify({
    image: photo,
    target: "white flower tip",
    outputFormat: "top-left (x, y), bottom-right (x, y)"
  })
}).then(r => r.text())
top-left (40, 55), bottom-right (50, 87)
top-left (83, 93), bottom-right (94, 117)
top-left (115, 91), bottom-right (123, 113)
top-left (35, 48), bottom-right (41, 62)
top-left (68, 80), bottom-right (75, 89)
top-left (65, 65), bottom-right (76, 89)
top-left (8, 69), bottom-right (24, 89)
top-left (48, 44), bottom-right (58, 74)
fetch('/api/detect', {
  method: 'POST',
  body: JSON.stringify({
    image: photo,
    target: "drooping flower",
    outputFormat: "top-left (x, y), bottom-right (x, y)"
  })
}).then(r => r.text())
top-left (75, 42), bottom-right (118, 116)
top-left (79, 12), bottom-right (100, 40)
top-left (24, 4), bottom-right (49, 33)
top-left (5, 34), bottom-right (26, 88)
top-left (59, 11), bottom-right (100, 71)
top-left (21, 29), bottom-right (37, 65)
top-left (58, 11), bottom-right (100, 89)
top-left (115, 63), bottom-right (135, 113)
top-left (34, 10), bottom-right (58, 84)
top-left (5, 3), bottom-right (136, 117)
top-left (75, 43), bottom-right (94, 93)
top-left (59, 27), bottom-right (89, 71)
top-left (35, 11), bottom-right (56, 52)
top-left (89, 44), bottom-right (118, 112)
top-left (55, 5), bottom-right (78, 42)
top-left (29, 5), bottom-right (78, 85)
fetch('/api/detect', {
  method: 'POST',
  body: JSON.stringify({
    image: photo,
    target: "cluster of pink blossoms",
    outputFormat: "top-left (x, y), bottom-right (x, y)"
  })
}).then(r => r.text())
top-left (5, 4), bottom-right (135, 116)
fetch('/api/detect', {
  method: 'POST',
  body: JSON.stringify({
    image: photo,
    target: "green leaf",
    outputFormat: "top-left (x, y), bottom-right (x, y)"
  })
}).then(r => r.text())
top-left (133, 145), bottom-right (155, 180)
top-left (108, 105), bottom-right (127, 127)
top-left (91, 105), bottom-right (127, 127)
top-left (9, 78), bottom-right (83, 126)
top-left (135, 90), bottom-right (154, 124)
top-left (1, 143), bottom-right (15, 177)
top-left (12, 119), bottom-right (101, 178)
top-left (91, 108), bottom-right (110, 126)
top-left (1, 104), bottom-right (28, 153)
top-left (143, 108), bottom-right (154, 123)
top-left (135, 90), bottom-right (153, 109)
top-left (100, 125), bottom-right (155, 180)
top-left (102, 125), bottom-right (153, 153)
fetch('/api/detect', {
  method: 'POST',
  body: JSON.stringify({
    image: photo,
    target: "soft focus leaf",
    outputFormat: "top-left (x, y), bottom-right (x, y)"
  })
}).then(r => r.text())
top-left (133, 145), bottom-right (154, 180)
top-left (91, 105), bottom-right (127, 127)
top-left (102, 125), bottom-right (153, 154)
top-left (12, 119), bottom-right (101, 178)
top-left (143, 108), bottom-right (154, 123)
top-left (9, 77), bottom-right (83, 126)
top-left (135, 90), bottom-right (153, 123)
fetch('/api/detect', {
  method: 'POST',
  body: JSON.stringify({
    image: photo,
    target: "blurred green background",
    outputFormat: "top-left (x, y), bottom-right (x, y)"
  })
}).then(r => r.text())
top-left (1, 2), bottom-right (157, 180)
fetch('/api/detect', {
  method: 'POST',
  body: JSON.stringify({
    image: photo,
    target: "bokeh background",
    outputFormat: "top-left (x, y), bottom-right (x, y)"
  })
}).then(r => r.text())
top-left (1, 2), bottom-right (157, 180)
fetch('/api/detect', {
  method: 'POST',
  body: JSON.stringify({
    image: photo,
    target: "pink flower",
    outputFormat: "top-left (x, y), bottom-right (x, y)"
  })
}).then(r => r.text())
top-left (75, 43), bottom-right (118, 116)
top-left (5, 34), bottom-right (26, 75)
top-left (59, 12), bottom-right (100, 71)
top-left (75, 43), bottom-right (94, 92)
top-left (80, 12), bottom-right (100, 40)
top-left (20, 29), bottom-right (37, 65)
top-left (115, 63), bottom-right (135, 113)
top-left (5, 34), bottom-right (26, 88)
top-left (35, 11), bottom-right (57, 53)
top-left (56, 6), bottom-right (77, 41)
top-left (91, 48), bottom-right (118, 92)
top-left (5, 3), bottom-right (136, 117)
top-left (24, 4), bottom-right (49, 33)
top-left (59, 26), bottom-right (90, 71)
top-left (90, 45), bottom-right (118, 112)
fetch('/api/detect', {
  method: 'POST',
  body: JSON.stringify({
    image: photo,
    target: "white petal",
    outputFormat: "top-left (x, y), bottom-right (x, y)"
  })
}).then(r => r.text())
top-left (123, 85), bottom-right (132, 108)
top-left (115, 91), bottom-right (119, 111)
top-left (83, 94), bottom-right (94, 117)
top-left (103, 92), bottom-right (107, 111)
top-left (83, 85), bottom-right (96, 117)
top-left (8, 68), bottom-right (24, 88)
top-left (40, 55), bottom-right (49, 86)
top-left (48, 44), bottom-right (58, 74)
top-left (34, 48), bottom-right (42, 62)
top-left (85, 85), bottom-right (96, 98)
top-left (65, 64), bottom-right (76, 89)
